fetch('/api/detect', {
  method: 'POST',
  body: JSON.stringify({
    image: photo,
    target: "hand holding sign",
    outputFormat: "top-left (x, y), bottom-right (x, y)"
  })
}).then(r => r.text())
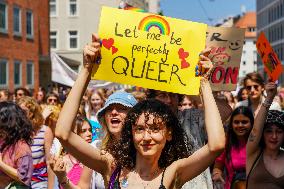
top-left (256, 32), bottom-right (283, 82)
top-left (83, 34), bottom-right (101, 73)
top-left (94, 7), bottom-right (207, 95)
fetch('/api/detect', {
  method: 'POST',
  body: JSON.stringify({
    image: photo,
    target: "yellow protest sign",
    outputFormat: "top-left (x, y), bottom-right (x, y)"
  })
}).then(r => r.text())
top-left (92, 7), bottom-right (207, 95)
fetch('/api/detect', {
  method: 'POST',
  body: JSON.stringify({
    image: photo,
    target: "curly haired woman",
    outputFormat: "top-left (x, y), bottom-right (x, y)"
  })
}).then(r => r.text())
top-left (0, 101), bottom-right (33, 188)
top-left (54, 34), bottom-right (225, 188)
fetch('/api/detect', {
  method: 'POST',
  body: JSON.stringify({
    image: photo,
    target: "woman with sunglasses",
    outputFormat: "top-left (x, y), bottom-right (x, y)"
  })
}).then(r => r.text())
top-left (54, 34), bottom-right (225, 188)
top-left (236, 72), bottom-right (281, 116)
top-left (46, 92), bottom-right (60, 106)
top-left (212, 106), bottom-right (254, 189)
top-left (246, 82), bottom-right (284, 189)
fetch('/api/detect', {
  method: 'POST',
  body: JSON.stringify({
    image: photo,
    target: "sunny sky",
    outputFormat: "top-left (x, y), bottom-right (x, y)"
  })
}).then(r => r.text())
top-left (160, 0), bottom-right (256, 25)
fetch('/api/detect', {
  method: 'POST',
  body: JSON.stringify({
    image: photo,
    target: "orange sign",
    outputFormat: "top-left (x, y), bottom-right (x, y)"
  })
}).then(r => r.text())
top-left (256, 32), bottom-right (282, 81)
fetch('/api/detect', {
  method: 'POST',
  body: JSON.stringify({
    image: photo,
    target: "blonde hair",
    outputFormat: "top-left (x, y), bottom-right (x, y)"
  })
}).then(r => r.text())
top-left (18, 96), bottom-right (44, 131)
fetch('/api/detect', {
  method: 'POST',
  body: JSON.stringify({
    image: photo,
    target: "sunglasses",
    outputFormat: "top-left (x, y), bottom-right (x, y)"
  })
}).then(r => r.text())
top-left (47, 98), bottom-right (57, 103)
top-left (246, 85), bottom-right (260, 91)
top-left (233, 120), bottom-right (249, 125)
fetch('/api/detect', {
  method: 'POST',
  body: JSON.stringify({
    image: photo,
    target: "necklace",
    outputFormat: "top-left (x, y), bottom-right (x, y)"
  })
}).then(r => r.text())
top-left (134, 167), bottom-right (161, 189)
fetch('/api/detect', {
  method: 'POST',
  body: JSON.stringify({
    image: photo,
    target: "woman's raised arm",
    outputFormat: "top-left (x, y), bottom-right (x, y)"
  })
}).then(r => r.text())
top-left (175, 50), bottom-right (225, 186)
top-left (246, 82), bottom-right (277, 173)
top-left (55, 34), bottom-right (110, 174)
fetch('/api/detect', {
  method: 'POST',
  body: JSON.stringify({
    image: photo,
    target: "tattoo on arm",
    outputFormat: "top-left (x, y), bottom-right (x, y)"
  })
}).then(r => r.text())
top-left (249, 133), bottom-right (256, 142)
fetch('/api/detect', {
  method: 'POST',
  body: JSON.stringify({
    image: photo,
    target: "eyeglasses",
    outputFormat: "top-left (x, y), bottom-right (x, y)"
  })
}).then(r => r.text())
top-left (246, 85), bottom-right (260, 91)
top-left (133, 125), bottom-right (165, 137)
top-left (233, 120), bottom-right (249, 125)
top-left (47, 98), bottom-right (58, 103)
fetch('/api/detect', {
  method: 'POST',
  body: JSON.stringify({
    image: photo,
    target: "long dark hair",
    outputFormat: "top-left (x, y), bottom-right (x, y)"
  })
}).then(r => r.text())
top-left (226, 106), bottom-right (254, 161)
top-left (112, 99), bottom-right (191, 170)
top-left (0, 101), bottom-right (33, 152)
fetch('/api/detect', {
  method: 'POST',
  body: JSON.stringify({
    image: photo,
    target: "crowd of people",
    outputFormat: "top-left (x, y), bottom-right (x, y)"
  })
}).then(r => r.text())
top-left (0, 34), bottom-right (283, 189)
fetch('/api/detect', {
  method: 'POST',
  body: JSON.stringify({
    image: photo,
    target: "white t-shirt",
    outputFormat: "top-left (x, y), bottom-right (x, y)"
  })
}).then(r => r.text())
top-left (90, 140), bottom-right (105, 189)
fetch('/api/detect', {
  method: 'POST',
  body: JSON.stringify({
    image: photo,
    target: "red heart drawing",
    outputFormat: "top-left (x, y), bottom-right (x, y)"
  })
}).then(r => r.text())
top-left (102, 38), bottom-right (114, 50)
top-left (178, 48), bottom-right (189, 59)
top-left (181, 60), bottom-right (190, 69)
top-left (111, 46), bottom-right (118, 54)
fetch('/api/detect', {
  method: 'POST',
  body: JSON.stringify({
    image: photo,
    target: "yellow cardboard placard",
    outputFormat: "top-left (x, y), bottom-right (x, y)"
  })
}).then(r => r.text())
top-left (92, 7), bottom-right (207, 95)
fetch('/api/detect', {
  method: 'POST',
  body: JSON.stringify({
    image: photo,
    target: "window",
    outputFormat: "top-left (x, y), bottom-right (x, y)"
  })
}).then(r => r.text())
top-left (14, 60), bottom-right (21, 86)
top-left (50, 31), bottom-right (57, 49)
top-left (69, 0), bottom-right (77, 16)
top-left (26, 61), bottom-right (34, 86)
top-left (50, 0), bottom-right (57, 16)
top-left (26, 10), bottom-right (33, 38)
top-left (0, 59), bottom-right (8, 87)
top-left (243, 61), bottom-right (246, 65)
top-left (69, 30), bottom-right (78, 49)
top-left (0, 2), bottom-right (7, 33)
top-left (13, 6), bottom-right (21, 35)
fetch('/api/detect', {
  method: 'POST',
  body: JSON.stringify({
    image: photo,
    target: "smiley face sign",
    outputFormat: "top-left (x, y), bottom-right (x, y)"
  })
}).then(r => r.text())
top-left (206, 26), bottom-right (245, 91)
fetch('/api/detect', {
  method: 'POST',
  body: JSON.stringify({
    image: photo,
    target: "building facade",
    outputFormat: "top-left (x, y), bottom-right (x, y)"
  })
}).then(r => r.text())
top-left (0, 0), bottom-right (49, 93)
top-left (50, 0), bottom-right (160, 71)
top-left (257, 0), bottom-right (284, 85)
top-left (235, 12), bottom-right (257, 80)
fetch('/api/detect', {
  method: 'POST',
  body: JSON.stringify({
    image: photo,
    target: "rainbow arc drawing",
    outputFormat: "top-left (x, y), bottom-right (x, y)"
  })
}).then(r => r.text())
top-left (138, 15), bottom-right (170, 36)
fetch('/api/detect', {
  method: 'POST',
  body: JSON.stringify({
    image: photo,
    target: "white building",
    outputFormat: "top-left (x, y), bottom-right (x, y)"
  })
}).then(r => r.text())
top-left (235, 12), bottom-right (257, 80)
top-left (49, 0), bottom-right (158, 71)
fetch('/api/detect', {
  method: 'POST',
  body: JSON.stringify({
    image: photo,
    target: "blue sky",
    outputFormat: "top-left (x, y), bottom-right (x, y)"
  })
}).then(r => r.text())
top-left (160, 0), bottom-right (256, 25)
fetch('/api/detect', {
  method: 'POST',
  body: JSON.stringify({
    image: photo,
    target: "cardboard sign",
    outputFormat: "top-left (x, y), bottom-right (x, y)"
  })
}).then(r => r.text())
top-left (92, 7), bottom-right (207, 95)
top-left (256, 32), bottom-right (283, 81)
top-left (206, 26), bottom-right (245, 91)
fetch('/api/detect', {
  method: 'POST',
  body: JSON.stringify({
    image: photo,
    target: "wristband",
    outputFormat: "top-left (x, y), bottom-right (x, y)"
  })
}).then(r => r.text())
top-left (262, 100), bottom-right (272, 109)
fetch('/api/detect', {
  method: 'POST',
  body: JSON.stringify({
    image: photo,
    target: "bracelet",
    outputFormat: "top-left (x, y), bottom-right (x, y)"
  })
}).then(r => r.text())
top-left (262, 100), bottom-right (272, 109)
top-left (60, 176), bottom-right (70, 186)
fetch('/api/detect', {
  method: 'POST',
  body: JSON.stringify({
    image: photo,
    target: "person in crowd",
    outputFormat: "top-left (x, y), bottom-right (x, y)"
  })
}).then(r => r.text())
top-left (46, 92), bottom-right (60, 107)
top-left (0, 101), bottom-right (34, 188)
top-left (236, 87), bottom-right (248, 102)
top-left (86, 89), bottom-right (106, 141)
top-left (36, 87), bottom-right (46, 105)
top-left (18, 97), bottom-right (54, 188)
top-left (86, 89), bottom-right (106, 122)
top-left (0, 89), bottom-right (9, 102)
top-left (212, 106), bottom-right (254, 189)
top-left (59, 116), bottom-right (93, 186)
top-left (54, 34), bottom-right (225, 188)
top-left (235, 72), bottom-right (281, 116)
top-left (179, 95), bottom-right (198, 111)
top-left (223, 91), bottom-right (236, 110)
top-left (246, 82), bottom-right (284, 189)
top-left (145, 49), bottom-right (232, 189)
top-left (50, 91), bottom-right (138, 189)
top-left (14, 87), bottom-right (30, 102)
top-left (131, 91), bottom-right (146, 102)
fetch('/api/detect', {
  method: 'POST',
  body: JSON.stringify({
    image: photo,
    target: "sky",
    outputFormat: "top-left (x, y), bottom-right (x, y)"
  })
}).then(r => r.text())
top-left (160, 0), bottom-right (256, 25)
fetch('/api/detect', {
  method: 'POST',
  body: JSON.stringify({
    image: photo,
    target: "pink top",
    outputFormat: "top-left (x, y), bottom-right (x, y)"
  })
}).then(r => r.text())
top-left (0, 140), bottom-right (33, 188)
top-left (215, 141), bottom-right (246, 189)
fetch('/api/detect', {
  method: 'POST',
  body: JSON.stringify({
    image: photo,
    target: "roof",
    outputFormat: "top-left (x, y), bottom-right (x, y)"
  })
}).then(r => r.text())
top-left (235, 12), bottom-right (256, 38)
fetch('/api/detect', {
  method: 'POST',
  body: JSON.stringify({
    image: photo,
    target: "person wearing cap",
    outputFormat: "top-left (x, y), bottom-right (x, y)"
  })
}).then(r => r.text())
top-left (51, 34), bottom-right (137, 188)
top-left (246, 82), bottom-right (284, 189)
